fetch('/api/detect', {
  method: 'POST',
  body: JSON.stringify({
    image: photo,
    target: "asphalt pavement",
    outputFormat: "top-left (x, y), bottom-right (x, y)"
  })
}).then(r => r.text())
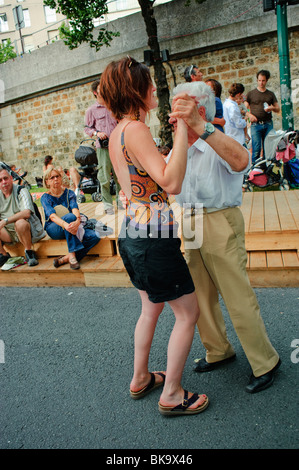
top-left (0, 286), bottom-right (298, 451)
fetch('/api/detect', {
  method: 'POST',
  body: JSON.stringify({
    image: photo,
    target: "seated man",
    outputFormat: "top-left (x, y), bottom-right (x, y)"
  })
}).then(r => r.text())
top-left (0, 166), bottom-right (45, 266)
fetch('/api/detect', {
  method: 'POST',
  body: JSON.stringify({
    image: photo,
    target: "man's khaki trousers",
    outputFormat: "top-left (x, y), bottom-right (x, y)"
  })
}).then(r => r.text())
top-left (183, 207), bottom-right (279, 377)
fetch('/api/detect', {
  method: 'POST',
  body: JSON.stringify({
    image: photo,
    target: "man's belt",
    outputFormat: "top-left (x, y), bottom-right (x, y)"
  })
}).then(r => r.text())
top-left (252, 120), bottom-right (271, 125)
top-left (184, 206), bottom-right (231, 217)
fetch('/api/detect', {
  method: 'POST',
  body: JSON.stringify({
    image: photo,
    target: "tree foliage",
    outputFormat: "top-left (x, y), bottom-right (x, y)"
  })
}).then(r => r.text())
top-left (43, 0), bottom-right (119, 50)
top-left (0, 40), bottom-right (17, 64)
top-left (43, 0), bottom-right (207, 146)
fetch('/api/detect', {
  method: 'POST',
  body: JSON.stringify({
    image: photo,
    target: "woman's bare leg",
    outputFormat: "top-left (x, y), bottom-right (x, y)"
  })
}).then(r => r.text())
top-left (130, 290), bottom-right (165, 392)
top-left (160, 292), bottom-right (206, 408)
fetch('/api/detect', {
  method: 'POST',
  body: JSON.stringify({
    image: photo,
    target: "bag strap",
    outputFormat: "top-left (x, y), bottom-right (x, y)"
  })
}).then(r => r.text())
top-left (80, 138), bottom-right (96, 146)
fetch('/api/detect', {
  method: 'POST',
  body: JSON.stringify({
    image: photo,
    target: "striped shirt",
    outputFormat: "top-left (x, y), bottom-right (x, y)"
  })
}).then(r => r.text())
top-left (84, 103), bottom-right (117, 148)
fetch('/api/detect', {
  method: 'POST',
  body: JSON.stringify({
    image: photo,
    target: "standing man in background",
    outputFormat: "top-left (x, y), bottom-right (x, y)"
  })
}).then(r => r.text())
top-left (245, 70), bottom-right (280, 164)
top-left (84, 80), bottom-right (121, 214)
top-left (184, 65), bottom-right (203, 82)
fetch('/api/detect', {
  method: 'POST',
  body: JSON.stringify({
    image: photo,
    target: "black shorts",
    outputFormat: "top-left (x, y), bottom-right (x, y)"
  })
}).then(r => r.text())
top-left (118, 232), bottom-right (195, 304)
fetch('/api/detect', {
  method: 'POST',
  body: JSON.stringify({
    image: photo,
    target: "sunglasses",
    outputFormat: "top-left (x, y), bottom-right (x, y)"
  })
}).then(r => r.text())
top-left (189, 65), bottom-right (194, 76)
top-left (49, 174), bottom-right (61, 180)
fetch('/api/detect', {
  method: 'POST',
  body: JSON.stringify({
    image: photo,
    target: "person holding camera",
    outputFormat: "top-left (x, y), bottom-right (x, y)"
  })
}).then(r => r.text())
top-left (84, 80), bottom-right (121, 214)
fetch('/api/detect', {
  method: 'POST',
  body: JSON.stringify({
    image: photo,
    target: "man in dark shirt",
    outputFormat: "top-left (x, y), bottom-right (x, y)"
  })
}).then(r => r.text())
top-left (245, 70), bottom-right (280, 164)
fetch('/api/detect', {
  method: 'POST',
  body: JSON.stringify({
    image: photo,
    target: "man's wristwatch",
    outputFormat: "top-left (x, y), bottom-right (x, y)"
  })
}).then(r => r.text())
top-left (199, 122), bottom-right (215, 140)
top-left (3, 218), bottom-right (8, 225)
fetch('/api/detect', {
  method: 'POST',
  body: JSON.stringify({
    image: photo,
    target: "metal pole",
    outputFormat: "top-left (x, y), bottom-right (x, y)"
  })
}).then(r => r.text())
top-left (19, 27), bottom-right (25, 55)
top-left (276, 1), bottom-right (294, 130)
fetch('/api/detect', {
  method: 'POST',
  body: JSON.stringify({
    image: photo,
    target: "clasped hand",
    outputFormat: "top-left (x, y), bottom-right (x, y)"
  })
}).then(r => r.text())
top-left (169, 93), bottom-right (202, 130)
top-left (64, 219), bottom-right (80, 235)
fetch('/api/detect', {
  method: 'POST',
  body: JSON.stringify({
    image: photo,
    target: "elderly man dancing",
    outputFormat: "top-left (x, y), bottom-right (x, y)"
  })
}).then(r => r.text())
top-left (169, 82), bottom-right (280, 393)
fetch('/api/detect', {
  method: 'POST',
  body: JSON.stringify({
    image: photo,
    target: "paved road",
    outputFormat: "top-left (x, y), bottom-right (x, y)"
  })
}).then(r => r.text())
top-left (0, 286), bottom-right (298, 451)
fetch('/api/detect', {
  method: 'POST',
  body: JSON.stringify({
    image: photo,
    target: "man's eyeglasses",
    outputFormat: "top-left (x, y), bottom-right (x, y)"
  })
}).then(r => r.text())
top-left (49, 175), bottom-right (61, 180)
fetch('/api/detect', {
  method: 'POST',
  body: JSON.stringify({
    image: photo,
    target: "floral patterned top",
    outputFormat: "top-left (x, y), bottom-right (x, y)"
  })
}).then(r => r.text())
top-left (121, 129), bottom-right (175, 235)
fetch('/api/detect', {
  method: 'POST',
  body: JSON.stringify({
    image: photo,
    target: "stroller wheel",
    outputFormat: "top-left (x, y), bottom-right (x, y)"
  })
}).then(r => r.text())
top-left (279, 182), bottom-right (289, 191)
top-left (92, 192), bottom-right (102, 202)
top-left (77, 194), bottom-right (86, 203)
top-left (242, 183), bottom-right (253, 192)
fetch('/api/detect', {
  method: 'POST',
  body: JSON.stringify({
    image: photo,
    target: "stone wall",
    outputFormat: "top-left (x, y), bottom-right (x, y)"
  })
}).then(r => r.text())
top-left (0, 0), bottom-right (299, 182)
top-left (1, 83), bottom-right (94, 176)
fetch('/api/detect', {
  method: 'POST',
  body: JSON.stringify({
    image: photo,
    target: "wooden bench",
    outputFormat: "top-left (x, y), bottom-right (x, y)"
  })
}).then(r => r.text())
top-left (1, 192), bottom-right (299, 288)
top-left (0, 255), bottom-right (131, 288)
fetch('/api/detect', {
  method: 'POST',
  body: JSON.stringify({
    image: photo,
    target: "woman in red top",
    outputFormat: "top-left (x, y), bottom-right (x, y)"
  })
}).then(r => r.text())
top-left (100, 56), bottom-right (209, 416)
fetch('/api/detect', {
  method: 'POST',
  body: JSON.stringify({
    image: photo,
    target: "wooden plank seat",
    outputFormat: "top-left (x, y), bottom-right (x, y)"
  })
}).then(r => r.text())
top-left (1, 249), bottom-right (298, 288)
top-left (242, 191), bottom-right (299, 252)
top-left (247, 249), bottom-right (299, 287)
top-left (1, 191), bottom-right (299, 288)
top-left (5, 234), bottom-right (116, 258)
top-left (0, 255), bottom-right (131, 288)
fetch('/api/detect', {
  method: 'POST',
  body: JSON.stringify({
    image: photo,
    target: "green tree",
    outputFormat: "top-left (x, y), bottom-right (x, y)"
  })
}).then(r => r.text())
top-left (43, 0), bottom-right (206, 146)
top-left (44, 0), bottom-right (119, 50)
top-left (0, 40), bottom-right (17, 64)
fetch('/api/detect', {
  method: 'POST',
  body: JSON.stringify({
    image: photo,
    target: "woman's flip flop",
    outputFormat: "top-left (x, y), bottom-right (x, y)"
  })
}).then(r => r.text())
top-left (130, 372), bottom-right (166, 400)
top-left (158, 389), bottom-right (209, 416)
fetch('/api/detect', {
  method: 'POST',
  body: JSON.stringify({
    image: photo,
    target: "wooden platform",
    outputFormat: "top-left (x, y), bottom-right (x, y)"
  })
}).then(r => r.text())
top-left (1, 191), bottom-right (298, 288)
top-left (242, 190), bottom-right (299, 287)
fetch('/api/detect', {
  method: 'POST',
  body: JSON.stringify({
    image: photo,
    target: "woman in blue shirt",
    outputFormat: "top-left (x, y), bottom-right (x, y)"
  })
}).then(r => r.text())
top-left (41, 167), bottom-right (100, 269)
top-left (205, 79), bottom-right (225, 133)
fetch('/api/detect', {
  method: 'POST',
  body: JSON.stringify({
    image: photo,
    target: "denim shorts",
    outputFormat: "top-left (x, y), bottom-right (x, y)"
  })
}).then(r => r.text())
top-left (118, 232), bottom-right (195, 303)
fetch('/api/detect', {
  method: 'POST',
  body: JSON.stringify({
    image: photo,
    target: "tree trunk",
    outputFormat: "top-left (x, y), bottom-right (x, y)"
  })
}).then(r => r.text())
top-left (138, 0), bottom-right (173, 148)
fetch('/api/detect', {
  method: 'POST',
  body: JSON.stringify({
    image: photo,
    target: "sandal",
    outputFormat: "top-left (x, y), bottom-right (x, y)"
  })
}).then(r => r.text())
top-left (53, 256), bottom-right (68, 268)
top-left (69, 257), bottom-right (80, 270)
top-left (158, 389), bottom-right (209, 416)
top-left (130, 372), bottom-right (166, 400)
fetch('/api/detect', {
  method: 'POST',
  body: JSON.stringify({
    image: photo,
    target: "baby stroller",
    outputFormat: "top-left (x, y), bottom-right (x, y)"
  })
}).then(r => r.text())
top-left (242, 130), bottom-right (299, 192)
top-left (74, 139), bottom-right (102, 203)
top-left (0, 161), bottom-right (31, 190)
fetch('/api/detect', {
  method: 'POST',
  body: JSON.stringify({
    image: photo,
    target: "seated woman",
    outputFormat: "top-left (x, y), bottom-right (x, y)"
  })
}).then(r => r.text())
top-left (41, 167), bottom-right (100, 269)
top-left (43, 155), bottom-right (80, 192)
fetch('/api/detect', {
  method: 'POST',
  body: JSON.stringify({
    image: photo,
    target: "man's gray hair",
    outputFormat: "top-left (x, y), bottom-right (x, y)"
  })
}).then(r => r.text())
top-left (173, 82), bottom-right (216, 122)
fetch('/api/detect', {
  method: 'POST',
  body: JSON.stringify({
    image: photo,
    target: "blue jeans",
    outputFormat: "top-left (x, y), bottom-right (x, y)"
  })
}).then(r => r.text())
top-left (251, 120), bottom-right (273, 164)
top-left (46, 213), bottom-right (100, 261)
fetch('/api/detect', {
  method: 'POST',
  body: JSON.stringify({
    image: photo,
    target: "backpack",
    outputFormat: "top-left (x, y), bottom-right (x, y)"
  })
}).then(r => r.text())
top-left (284, 158), bottom-right (299, 188)
top-left (17, 185), bottom-right (42, 223)
top-left (16, 185), bottom-right (46, 243)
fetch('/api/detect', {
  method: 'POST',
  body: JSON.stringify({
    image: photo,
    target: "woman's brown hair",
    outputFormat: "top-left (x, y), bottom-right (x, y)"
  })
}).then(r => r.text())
top-left (99, 56), bottom-right (152, 120)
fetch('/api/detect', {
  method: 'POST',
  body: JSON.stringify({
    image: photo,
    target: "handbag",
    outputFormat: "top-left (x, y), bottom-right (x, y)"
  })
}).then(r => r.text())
top-left (54, 204), bottom-right (70, 218)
